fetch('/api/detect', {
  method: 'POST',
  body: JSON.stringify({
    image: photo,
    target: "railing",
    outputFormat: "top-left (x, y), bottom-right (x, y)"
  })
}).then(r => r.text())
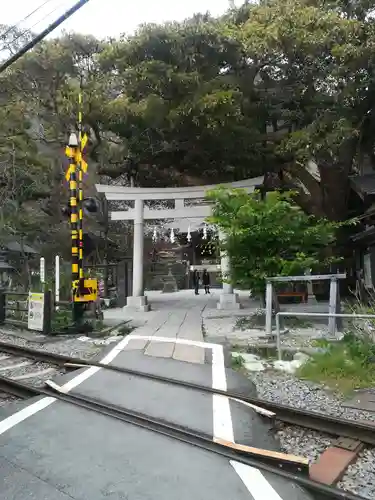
top-left (275, 311), bottom-right (375, 361)
top-left (266, 273), bottom-right (347, 337)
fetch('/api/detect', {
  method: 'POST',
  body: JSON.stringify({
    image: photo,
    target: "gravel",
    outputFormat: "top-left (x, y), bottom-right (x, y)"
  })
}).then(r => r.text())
top-left (0, 328), bottom-right (121, 360)
top-left (248, 370), bottom-right (375, 499)
top-left (0, 326), bottom-right (128, 395)
top-left (275, 423), bottom-right (333, 462)
top-left (338, 448), bottom-right (375, 499)
top-left (249, 370), bottom-right (375, 422)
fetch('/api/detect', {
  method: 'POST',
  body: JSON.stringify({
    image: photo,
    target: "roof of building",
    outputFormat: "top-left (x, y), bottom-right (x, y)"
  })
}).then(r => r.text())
top-left (350, 174), bottom-right (375, 200)
top-left (4, 242), bottom-right (39, 255)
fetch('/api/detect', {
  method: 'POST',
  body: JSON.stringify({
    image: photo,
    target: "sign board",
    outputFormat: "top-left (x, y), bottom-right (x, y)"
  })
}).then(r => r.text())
top-left (190, 265), bottom-right (221, 272)
top-left (28, 292), bottom-right (45, 332)
top-left (72, 278), bottom-right (98, 302)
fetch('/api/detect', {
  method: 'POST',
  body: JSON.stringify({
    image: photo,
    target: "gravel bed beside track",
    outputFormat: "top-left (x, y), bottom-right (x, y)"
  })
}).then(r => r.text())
top-left (248, 370), bottom-right (375, 499)
top-left (249, 370), bottom-right (375, 422)
top-left (0, 330), bottom-right (115, 360)
top-left (338, 448), bottom-right (375, 500)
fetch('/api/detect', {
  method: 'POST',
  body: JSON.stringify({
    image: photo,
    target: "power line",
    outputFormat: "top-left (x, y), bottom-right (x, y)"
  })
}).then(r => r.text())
top-left (0, 0), bottom-right (71, 54)
top-left (0, 0), bottom-right (57, 41)
top-left (0, 0), bottom-right (91, 74)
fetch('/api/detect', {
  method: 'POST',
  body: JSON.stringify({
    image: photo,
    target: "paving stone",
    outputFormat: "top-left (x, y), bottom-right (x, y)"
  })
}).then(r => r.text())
top-left (173, 344), bottom-right (205, 364)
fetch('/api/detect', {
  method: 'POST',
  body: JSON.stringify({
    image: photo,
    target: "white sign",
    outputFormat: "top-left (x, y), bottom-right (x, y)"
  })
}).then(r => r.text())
top-left (28, 292), bottom-right (45, 332)
top-left (190, 265), bottom-right (221, 272)
top-left (40, 257), bottom-right (45, 283)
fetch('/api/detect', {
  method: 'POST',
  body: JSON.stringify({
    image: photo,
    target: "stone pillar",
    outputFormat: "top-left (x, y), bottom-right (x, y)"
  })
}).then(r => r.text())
top-left (305, 269), bottom-right (317, 304)
top-left (217, 230), bottom-right (241, 310)
top-left (126, 198), bottom-right (150, 311)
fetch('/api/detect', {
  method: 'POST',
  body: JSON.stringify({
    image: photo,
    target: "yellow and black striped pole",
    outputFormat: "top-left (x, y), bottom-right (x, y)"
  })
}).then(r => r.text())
top-left (67, 137), bottom-right (79, 288)
top-left (77, 85), bottom-right (84, 295)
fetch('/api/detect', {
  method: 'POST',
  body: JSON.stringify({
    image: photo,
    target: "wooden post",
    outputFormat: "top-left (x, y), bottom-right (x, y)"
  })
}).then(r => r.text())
top-left (43, 290), bottom-right (52, 335)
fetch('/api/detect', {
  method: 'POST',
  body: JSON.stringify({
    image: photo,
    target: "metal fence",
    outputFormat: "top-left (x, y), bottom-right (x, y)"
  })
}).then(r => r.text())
top-left (275, 311), bottom-right (375, 361)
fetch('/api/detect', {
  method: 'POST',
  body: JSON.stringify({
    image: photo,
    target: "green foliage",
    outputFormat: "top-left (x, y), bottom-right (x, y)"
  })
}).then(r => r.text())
top-left (299, 333), bottom-right (375, 394)
top-left (2, 0), bottom-right (375, 257)
top-left (231, 353), bottom-right (246, 371)
top-left (207, 188), bottom-right (340, 293)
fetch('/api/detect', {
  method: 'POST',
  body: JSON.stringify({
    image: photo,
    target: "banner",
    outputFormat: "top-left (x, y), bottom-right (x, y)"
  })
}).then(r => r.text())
top-left (28, 292), bottom-right (45, 332)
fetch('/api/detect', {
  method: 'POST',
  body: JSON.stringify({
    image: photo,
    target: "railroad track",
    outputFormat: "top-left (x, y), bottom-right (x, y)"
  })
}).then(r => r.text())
top-left (0, 340), bottom-right (373, 445)
top-left (0, 373), bottom-right (366, 500)
top-left (0, 343), bottom-right (74, 405)
top-left (0, 340), bottom-right (372, 498)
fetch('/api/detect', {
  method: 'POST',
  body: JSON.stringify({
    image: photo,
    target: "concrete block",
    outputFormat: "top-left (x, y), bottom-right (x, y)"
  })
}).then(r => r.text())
top-left (217, 293), bottom-right (241, 310)
top-left (125, 295), bottom-right (151, 312)
top-left (145, 340), bottom-right (174, 358)
top-left (310, 446), bottom-right (361, 484)
top-left (173, 344), bottom-right (205, 364)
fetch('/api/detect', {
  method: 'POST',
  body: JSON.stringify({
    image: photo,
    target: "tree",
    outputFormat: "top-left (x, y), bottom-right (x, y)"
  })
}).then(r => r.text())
top-left (234, 0), bottom-right (375, 221)
top-left (207, 188), bottom-right (340, 295)
top-left (97, 16), bottom-right (266, 185)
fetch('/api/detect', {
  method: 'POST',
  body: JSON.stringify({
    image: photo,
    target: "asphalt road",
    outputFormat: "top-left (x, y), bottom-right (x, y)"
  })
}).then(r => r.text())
top-left (0, 348), bottom-right (315, 500)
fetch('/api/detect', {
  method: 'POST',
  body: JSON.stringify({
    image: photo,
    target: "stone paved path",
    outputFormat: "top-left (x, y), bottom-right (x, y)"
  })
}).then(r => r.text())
top-left (103, 290), bottom-right (255, 364)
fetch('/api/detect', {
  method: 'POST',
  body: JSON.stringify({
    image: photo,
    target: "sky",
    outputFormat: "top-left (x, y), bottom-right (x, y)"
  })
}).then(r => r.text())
top-left (1, 0), bottom-right (245, 40)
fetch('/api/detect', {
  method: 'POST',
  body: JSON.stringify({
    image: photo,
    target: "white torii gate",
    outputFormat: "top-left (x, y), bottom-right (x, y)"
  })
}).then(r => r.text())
top-left (95, 177), bottom-right (263, 311)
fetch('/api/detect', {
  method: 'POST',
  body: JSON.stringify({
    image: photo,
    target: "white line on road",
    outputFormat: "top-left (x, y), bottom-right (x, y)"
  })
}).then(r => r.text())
top-left (124, 334), bottom-right (217, 349)
top-left (0, 397), bottom-right (56, 435)
top-left (230, 460), bottom-right (283, 500)
top-left (0, 334), bottom-right (135, 435)
top-left (0, 329), bottom-right (283, 500)
top-left (0, 332), bottom-right (213, 435)
top-left (211, 343), bottom-right (282, 499)
top-left (211, 344), bottom-right (234, 442)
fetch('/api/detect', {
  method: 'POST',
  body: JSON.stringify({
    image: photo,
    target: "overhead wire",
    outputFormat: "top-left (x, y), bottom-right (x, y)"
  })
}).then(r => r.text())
top-left (0, 0), bottom-right (57, 41)
top-left (0, 0), bottom-right (73, 54)
top-left (0, 0), bottom-right (91, 73)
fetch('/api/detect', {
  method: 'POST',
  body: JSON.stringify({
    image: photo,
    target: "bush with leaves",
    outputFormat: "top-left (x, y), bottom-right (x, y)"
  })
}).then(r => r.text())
top-left (207, 188), bottom-right (343, 295)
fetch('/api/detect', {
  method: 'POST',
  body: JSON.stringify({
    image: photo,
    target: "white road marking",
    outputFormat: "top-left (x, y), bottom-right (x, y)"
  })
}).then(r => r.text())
top-left (124, 334), bottom-right (217, 349)
top-left (0, 329), bottom-right (281, 500)
top-left (212, 345), bottom-right (281, 499)
top-left (0, 397), bottom-right (56, 435)
top-left (211, 344), bottom-right (234, 442)
top-left (230, 461), bottom-right (283, 500)
top-left (0, 333), bottom-right (134, 435)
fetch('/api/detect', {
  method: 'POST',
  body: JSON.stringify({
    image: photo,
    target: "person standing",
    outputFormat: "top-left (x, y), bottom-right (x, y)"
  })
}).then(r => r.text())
top-left (192, 269), bottom-right (200, 295)
top-left (202, 269), bottom-right (210, 294)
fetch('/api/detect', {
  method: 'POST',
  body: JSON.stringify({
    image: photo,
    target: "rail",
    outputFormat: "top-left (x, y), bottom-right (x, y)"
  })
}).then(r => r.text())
top-left (2, 340), bottom-right (375, 446)
top-left (0, 372), bottom-right (366, 500)
top-left (275, 312), bottom-right (375, 361)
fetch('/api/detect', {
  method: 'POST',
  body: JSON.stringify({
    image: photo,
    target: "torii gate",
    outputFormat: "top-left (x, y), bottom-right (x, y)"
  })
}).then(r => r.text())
top-left (95, 177), bottom-right (263, 311)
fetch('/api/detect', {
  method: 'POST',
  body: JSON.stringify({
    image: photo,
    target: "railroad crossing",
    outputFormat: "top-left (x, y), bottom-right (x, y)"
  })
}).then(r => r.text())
top-left (0, 291), bottom-right (319, 500)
